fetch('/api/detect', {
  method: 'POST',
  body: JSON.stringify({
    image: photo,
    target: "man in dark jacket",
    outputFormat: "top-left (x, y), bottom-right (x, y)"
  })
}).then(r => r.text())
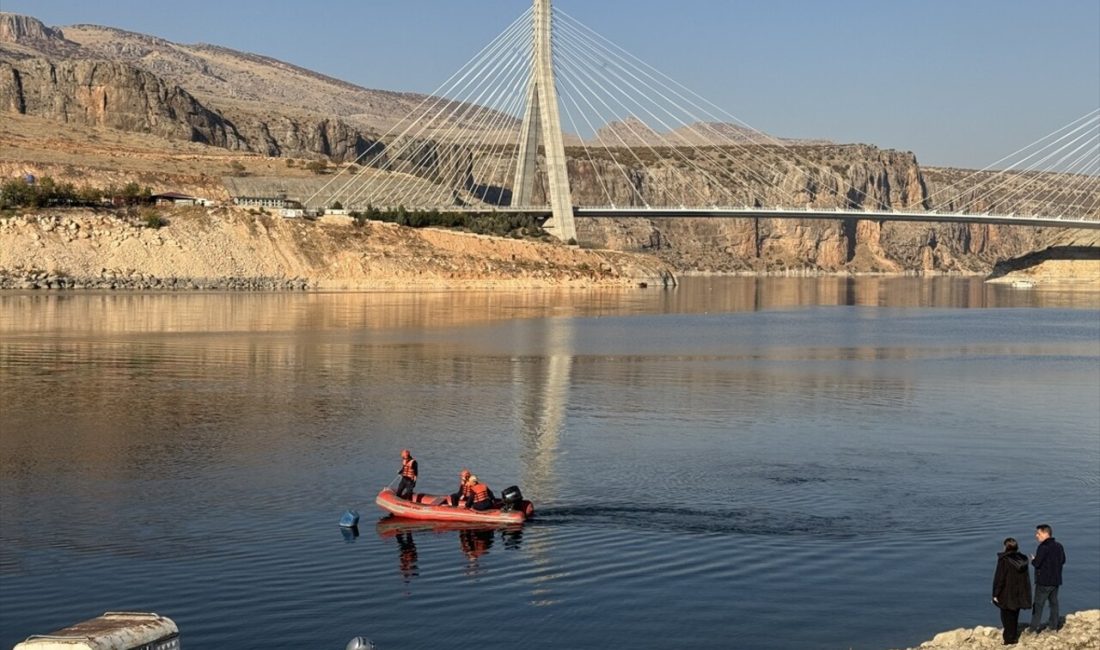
top-left (1028, 523), bottom-right (1067, 633)
top-left (993, 537), bottom-right (1032, 645)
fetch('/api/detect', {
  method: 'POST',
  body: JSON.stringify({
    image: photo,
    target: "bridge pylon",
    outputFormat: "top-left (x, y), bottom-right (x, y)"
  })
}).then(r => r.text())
top-left (512, 0), bottom-right (577, 242)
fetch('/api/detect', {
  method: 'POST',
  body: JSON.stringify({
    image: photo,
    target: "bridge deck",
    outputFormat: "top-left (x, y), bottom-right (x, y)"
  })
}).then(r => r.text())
top-left (390, 206), bottom-right (1100, 230)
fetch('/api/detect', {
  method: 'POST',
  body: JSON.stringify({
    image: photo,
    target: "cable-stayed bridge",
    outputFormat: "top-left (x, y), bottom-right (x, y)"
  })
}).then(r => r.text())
top-left (310, 0), bottom-right (1100, 240)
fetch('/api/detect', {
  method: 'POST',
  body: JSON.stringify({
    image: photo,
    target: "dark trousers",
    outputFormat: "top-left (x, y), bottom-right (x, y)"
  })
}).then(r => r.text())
top-left (999, 608), bottom-right (1020, 644)
top-left (471, 499), bottom-right (492, 511)
top-left (396, 476), bottom-right (416, 500)
top-left (1030, 584), bottom-right (1060, 631)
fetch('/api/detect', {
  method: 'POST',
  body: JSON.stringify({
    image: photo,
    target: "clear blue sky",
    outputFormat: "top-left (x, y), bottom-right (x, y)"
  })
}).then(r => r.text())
top-left (4, 0), bottom-right (1099, 169)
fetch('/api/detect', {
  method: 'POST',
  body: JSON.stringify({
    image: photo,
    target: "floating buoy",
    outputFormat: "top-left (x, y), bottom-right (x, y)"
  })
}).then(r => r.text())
top-left (339, 510), bottom-right (360, 527)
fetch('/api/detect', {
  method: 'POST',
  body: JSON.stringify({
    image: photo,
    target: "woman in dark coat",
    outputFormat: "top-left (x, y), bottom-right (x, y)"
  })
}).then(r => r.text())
top-left (992, 537), bottom-right (1033, 645)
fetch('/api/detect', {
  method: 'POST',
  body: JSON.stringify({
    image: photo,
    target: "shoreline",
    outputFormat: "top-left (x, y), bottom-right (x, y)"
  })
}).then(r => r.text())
top-left (892, 610), bottom-right (1099, 650)
top-left (2, 210), bottom-right (1096, 291)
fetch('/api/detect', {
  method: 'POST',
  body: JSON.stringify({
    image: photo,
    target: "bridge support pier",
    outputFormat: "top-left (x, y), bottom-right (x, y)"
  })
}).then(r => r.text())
top-left (512, 0), bottom-right (576, 242)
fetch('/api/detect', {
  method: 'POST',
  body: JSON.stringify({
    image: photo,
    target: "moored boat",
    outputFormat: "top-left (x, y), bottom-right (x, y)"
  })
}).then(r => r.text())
top-left (375, 486), bottom-right (534, 524)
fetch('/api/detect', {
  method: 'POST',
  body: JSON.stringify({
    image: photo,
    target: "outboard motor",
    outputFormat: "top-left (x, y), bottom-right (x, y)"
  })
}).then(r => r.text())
top-left (500, 485), bottom-right (523, 511)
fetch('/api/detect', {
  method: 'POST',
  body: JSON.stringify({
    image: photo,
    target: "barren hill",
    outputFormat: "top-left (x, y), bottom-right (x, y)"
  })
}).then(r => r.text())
top-left (1, 12), bottom-right (810, 153)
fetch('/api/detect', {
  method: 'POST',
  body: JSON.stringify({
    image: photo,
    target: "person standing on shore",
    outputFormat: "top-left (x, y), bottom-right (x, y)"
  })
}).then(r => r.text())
top-left (396, 449), bottom-right (418, 500)
top-left (1028, 523), bottom-right (1066, 633)
top-left (992, 537), bottom-right (1032, 645)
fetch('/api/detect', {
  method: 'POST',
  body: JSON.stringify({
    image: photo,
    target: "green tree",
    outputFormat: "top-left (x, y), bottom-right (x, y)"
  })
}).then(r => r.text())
top-left (0, 179), bottom-right (34, 208)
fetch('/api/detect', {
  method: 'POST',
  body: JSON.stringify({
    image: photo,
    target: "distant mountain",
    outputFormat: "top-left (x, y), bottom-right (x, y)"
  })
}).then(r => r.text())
top-left (590, 117), bottom-right (829, 148)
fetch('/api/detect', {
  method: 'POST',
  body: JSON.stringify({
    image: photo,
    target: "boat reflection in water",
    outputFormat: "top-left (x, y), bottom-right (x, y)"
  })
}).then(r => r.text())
top-left (375, 517), bottom-right (524, 577)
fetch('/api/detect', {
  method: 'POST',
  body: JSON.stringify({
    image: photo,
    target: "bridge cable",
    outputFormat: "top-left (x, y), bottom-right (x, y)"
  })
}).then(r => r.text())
top-left (359, 15), bottom-right (531, 207)
top-left (307, 7), bottom-right (533, 209)
top-left (554, 24), bottom-right (750, 208)
top-left (555, 8), bottom-right (898, 213)
top-left (348, 12), bottom-right (533, 208)
top-left (554, 16), bottom-right (799, 208)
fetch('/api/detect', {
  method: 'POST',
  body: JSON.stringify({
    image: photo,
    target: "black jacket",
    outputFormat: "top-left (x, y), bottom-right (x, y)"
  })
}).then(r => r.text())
top-left (1032, 538), bottom-right (1066, 586)
top-left (992, 551), bottom-right (1033, 610)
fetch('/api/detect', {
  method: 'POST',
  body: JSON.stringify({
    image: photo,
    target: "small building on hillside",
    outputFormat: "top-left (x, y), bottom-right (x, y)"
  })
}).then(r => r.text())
top-left (234, 192), bottom-right (292, 209)
top-left (152, 192), bottom-right (209, 206)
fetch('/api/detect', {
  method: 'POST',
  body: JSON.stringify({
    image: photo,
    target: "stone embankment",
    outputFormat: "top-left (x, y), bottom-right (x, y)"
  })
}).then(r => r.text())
top-left (0, 208), bottom-right (673, 290)
top-left (0, 267), bottom-right (310, 291)
top-left (892, 610), bottom-right (1099, 650)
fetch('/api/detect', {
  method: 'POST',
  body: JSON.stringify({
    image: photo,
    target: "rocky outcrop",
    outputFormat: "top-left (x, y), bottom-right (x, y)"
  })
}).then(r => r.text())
top-left (561, 144), bottom-right (1049, 273)
top-left (987, 229), bottom-right (1100, 287)
top-left (891, 609), bottom-right (1099, 650)
top-left (0, 56), bottom-right (383, 162)
top-left (0, 12), bottom-right (80, 58)
top-left (213, 105), bottom-right (381, 162)
top-left (0, 58), bottom-right (243, 147)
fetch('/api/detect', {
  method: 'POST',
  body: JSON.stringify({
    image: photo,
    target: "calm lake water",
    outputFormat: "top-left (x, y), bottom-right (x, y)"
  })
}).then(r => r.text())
top-left (1, 278), bottom-right (1098, 650)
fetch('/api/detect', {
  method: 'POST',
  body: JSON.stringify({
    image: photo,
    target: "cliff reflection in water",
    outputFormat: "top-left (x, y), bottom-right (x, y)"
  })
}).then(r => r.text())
top-left (1, 277), bottom-right (1096, 337)
top-left (2, 276), bottom-right (1093, 511)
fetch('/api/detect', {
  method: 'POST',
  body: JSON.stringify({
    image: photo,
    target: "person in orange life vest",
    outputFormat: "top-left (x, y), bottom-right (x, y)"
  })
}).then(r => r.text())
top-left (395, 449), bottom-right (418, 500)
top-left (463, 475), bottom-right (494, 511)
top-left (450, 468), bottom-right (473, 507)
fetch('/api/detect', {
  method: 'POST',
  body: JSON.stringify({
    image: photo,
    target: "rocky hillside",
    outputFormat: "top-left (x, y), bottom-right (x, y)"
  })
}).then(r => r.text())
top-left (0, 13), bottom-right (393, 161)
top-left (0, 12), bottom-right (815, 158)
top-left (1, 11), bottom-right (1094, 278)
top-left (592, 117), bottom-right (829, 147)
top-left (499, 143), bottom-right (1064, 274)
top-left (0, 58), bottom-right (243, 147)
top-left (0, 208), bottom-right (672, 290)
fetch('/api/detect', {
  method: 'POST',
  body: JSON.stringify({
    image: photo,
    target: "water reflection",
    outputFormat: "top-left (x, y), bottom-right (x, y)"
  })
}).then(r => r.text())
top-left (513, 316), bottom-right (573, 503)
top-left (340, 525), bottom-right (360, 543)
top-left (2, 277), bottom-right (1096, 337)
top-left (374, 517), bottom-right (524, 578)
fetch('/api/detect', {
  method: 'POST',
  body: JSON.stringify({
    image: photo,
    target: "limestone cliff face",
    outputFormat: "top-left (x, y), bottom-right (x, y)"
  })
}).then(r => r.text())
top-left (213, 105), bottom-right (380, 162)
top-left (0, 58), bottom-right (243, 146)
top-left (0, 12), bottom-right (80, 58)
top-left (0, 56), bottom-right (380, 162)
top-left (559, 144), bottom-right (1044, 273)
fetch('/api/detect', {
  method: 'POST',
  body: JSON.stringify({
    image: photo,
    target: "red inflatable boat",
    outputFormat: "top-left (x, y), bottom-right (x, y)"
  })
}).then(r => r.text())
top-left (375, 487), bottom-right (534, 524)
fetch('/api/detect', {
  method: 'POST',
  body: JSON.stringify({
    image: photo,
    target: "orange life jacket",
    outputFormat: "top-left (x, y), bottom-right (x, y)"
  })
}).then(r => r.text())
top-left (459, 480), bottom-right (474, 498)
top-left (469, 482), bottom-right (491, 503)
top-left (400, 457), bottom-right (417, 479)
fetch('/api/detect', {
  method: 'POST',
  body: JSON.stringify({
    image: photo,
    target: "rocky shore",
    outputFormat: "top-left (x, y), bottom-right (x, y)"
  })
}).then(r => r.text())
top-left (0, 208), bottom-right (674, 290)
top-left (893, 610), bottom-right (1099, 650)
top-left (0, 266), bottom-right (312, 291)
top-left (1, 208), bottom-right (1094, 291)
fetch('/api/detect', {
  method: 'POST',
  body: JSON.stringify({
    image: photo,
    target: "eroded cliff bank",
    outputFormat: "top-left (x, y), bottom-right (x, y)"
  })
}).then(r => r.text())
top-left (0, 208), bottom-right (674, 290)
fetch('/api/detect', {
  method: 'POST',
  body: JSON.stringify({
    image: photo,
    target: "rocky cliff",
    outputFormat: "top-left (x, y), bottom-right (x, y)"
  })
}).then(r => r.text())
top-left (556, 144), bottom-right (1051, 273)
top-left (2, 12), bottom-right (1093, 278)
top-left (0, 58), bottom-right (243, 147)
top-left (0, 14), bottom-right (382, 161)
